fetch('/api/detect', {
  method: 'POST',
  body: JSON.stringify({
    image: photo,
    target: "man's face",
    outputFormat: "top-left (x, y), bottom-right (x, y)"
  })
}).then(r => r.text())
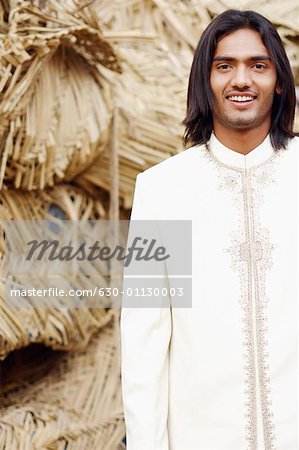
top-left (210, 28), bottom-right (280, 132)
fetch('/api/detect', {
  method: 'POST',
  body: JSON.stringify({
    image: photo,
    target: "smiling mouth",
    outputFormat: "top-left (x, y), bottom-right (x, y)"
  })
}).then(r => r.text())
top-left (226, 95), bottom-right (257, 105)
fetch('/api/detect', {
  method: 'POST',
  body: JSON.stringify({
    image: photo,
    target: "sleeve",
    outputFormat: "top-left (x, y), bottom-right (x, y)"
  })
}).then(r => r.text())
top-left (120, 173), bottom-right (172, 450)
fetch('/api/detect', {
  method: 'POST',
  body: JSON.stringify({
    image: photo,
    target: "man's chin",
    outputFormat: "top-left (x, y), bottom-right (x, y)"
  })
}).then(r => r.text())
top-left (228, 121), bottom-right (257, 130)
top-left (221, 115), bottom-right (259, 130)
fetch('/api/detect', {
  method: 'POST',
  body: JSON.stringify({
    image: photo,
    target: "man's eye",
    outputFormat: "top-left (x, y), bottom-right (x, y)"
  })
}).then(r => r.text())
top-left (254, 64), bottom-right (266, 70)
top-left (217, 64), bottom-right (231, 70)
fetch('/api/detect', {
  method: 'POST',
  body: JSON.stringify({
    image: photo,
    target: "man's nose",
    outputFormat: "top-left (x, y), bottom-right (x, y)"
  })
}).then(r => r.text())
top-left (230, 65), bottom-right (252, 88)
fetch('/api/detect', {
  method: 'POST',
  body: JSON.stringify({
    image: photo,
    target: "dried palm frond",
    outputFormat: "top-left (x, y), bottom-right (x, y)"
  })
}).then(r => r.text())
top-left (0, 0), bottom-right (121, 190)
top-left (0, 185), bottom-right (112, 360)
top-left (0, 184), bottom-right (108, 222)
top-left (75, 84), bottom-right (186, 209)
top-left (0, 281), bottom-right (114, 360)
top-left (0, 313), bottom-right (125, 450)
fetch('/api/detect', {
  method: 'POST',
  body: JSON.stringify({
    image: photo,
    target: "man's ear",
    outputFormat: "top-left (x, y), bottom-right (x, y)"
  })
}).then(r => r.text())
top-left (275, 85), bottom-right (282, 95)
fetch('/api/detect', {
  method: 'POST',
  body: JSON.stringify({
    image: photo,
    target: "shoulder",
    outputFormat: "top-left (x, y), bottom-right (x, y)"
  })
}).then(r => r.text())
top-left (288, 135), bottom-right (299, 148)
top-left (132, 144), bottom-right (206, 218)
top-left (138, 144), bottom-right (203, 185)
top-left (282, 136), bottom-right (299, 161)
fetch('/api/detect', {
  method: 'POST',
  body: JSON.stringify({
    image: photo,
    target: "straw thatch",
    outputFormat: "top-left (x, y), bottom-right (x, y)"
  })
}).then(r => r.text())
top-left (0, 312), bottom-right (125, 449)
top-left (0, 185), bottom-right (112, 360)
top-left (0, 280), bottom-right (114, 360)
top-left (0, 183), bottom-right (108, 223)
top-left (0, 182), bottom-right (108, 264)
top-left (0, 0), bottom-right (121, 190)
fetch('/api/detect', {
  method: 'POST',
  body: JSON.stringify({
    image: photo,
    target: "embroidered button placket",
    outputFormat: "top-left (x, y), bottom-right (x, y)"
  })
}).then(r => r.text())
top-left (205, 134), bottom-right (283, 449)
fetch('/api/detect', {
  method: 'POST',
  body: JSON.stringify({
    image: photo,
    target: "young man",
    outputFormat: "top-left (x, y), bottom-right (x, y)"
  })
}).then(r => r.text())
top-left (121, 9), bottom-right (298, 449)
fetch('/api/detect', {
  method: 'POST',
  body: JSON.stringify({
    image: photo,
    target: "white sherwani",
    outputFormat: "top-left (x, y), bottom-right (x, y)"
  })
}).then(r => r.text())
top-left (120, 133), bottom-right (298, 450)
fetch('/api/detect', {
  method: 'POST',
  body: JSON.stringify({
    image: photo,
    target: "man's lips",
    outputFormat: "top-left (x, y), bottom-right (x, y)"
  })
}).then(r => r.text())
top-left (225, 94), bottom-right (257, 108)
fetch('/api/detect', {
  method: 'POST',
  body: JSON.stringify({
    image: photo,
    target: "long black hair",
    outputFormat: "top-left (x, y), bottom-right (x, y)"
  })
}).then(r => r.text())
top-left (182, 9), bottom-right (297, 150)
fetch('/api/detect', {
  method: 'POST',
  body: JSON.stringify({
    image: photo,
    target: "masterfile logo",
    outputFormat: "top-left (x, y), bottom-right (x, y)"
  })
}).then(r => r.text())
top-left (25, 237), bottom-right (170, 266)
top-left (3, 220), bottom-right (192, 309)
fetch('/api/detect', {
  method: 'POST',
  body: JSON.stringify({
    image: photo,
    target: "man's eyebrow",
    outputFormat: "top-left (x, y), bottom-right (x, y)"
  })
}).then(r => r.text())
top-left (212, 55), bottom-right (272, 62)
top-left (251, 55), bottom-right (272, 62)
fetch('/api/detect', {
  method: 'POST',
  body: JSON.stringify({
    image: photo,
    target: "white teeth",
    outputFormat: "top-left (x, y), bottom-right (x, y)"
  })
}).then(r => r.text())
top-left (228, 95), bottom-right (255, 102)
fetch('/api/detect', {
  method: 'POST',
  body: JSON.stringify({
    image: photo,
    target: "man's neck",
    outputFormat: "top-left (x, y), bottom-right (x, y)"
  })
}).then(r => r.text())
top-left (212, 125), bottom-right (270, 155)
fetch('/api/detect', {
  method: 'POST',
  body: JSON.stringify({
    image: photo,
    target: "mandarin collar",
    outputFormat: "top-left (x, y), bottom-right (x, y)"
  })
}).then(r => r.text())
top-left (208, 132), bottom-right (274, 170)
